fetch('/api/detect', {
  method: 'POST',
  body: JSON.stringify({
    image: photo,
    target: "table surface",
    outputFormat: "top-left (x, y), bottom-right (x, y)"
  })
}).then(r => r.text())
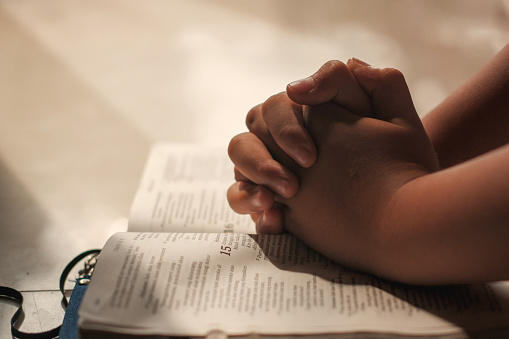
top-left (1, 0), bottom-right (507, 335)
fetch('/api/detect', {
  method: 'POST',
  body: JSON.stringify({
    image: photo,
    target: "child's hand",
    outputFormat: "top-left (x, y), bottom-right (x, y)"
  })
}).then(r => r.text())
top-left (228, 60), bottom-right (373, 233)
top-left (231, 62), bottom-right (440, 275)
top-left (230, 52), bottom-right (509, 284)
top-left (275, 65), bottom-right (439, 271)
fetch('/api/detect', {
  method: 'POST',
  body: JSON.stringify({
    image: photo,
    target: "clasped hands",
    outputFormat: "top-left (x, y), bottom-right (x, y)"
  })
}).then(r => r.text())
top-left (227, 59), bottom-right (439, 273)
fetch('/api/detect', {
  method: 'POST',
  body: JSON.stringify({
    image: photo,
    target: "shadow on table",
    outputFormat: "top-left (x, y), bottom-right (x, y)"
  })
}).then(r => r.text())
top-left (0, 157), bottom-right (51, 289)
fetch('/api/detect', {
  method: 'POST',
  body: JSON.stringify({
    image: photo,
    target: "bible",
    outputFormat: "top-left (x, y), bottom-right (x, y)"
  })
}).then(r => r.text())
top-left (78, 143), bottom-right (509, 338)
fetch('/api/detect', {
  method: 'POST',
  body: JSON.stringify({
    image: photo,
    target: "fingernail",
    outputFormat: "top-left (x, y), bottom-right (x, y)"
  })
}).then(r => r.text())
top-left (351, 57), bottom-right (371, 67)
top-left (293, 145), bottom-right (313, 167)
top-left (348, 58), bottom-right (380, 81)
top-left (288, 76), bottom-right (315, 93)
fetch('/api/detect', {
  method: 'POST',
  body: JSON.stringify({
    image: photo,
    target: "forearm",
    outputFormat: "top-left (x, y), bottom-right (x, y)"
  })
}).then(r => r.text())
top-left (423, 43), bottom-right (509, 168)
top-left (372, 144), bottom-right (509, 285)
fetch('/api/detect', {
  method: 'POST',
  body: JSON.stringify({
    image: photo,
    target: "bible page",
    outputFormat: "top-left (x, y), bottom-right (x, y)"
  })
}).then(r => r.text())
top-left (128, 143), bottom-right (255, 234)
top-left (79, 232), bottom-right (509, 337)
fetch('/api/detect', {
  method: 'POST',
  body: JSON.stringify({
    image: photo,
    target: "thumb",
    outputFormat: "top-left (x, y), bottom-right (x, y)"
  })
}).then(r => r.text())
top-left (347, 59), bottom-right (422, 128)
top-left (286, 60), bottom-right (373, 117)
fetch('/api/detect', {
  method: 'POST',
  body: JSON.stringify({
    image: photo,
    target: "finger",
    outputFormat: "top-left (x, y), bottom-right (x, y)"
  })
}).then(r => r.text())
top-left (227, 181), bottom-right (274, 214)
top-left (347, 58), bottom-right (421, 128)
top-left (246, 103), bottom-right (280, 153)
top-left (234, 167), bottom-right (250, 182)
top-left (246, 104), bottom-right (266, 136)
top-left (259, 93), bottom-right (317, 168)
top-left (255, 208), bottom-right (284, 234)
top-left (228, 132), bottom-right (299, 198)
top-left (286, 60), bottom-right (373, 117)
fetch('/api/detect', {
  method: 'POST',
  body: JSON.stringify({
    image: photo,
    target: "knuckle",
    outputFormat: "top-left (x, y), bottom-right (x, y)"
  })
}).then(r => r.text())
top-left (247, 103), bottom-right (272, 136)
top-left (234, 169), bottom-right (254, 184)
top-left (249, 119), bottom-right (265, 137)
top-left (320, 60), bottom-right (348, 78)
top-left (274, 123), bottom-right (301, 143)
top-left (380, 67), bottom-right (406, 84)
top-left (246, 104), bottom-right (261, 128)
top-left (313, 60), bottom-right (350, 90)
top-left (233, 167), bottom-right (245, 181)
top-left (261, 92), bottom-right (288, 115)
top-left (228, 132), bottom-right (248, 159)
top-left (256, 159), bottom-right (278, 178)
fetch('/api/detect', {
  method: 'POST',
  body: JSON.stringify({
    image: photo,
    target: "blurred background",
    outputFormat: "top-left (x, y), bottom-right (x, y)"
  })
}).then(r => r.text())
top-left (0, 0), bottom-right (508, 333)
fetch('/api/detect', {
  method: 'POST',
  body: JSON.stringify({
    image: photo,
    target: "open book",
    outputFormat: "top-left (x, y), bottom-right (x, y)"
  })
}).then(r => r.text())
top-left (79, 143), bottom-right (509, 338)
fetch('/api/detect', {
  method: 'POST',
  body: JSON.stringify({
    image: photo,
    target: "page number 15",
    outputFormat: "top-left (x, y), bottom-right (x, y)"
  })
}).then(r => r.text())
top-left (220, 246), bottom-right (231, 256)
